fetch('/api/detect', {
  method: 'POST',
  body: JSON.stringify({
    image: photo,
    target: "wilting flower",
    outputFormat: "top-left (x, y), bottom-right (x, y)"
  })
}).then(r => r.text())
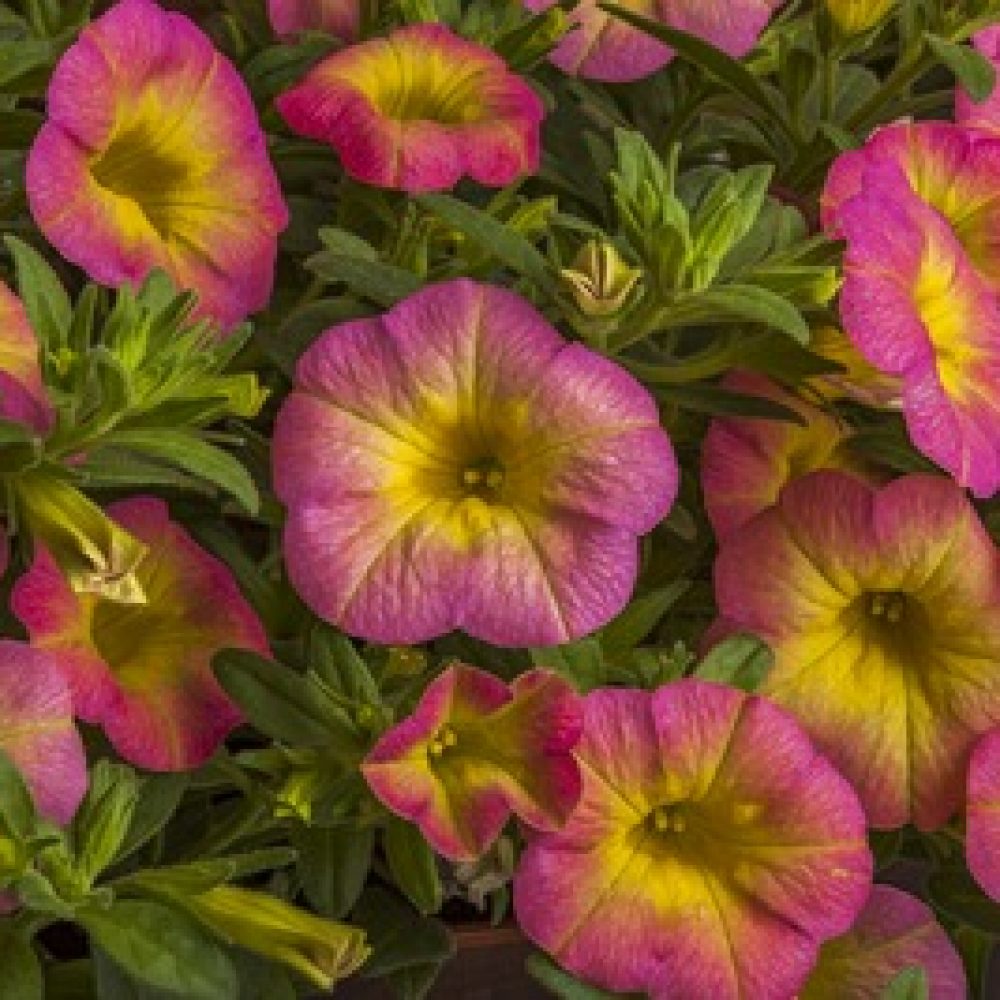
top-left (363, 665), bottom-right (582, 860)
top-left (714, 470), bottom-right (1000, 829)
top-left (513, 680), bottom-right (872, 999)
top-left (822, 122), bottom-right (1000, 496)
top-left (171, 886), bottom-right (369, 990)
top-left (800, 885), bottom-right (966, 999)
top-left (12, 497), bottom-right (269, 771)
top-left (824, 0), bottom-right (897, 35)
top-left (560, 240), bottom-right (642, 317)
top-left (966, 727), bottom-right (1000, 900)
top-left (276, 24), bottom-right (544, 192)
top-left (273, 278), bottom-right (677, 646)
top-left (700, 371), bottom-right (860, 540)
top-left (27, 0), bottom-right (288, 329)
top-left (0, 641), bottom-right (87, 825)
top-left (268, 0), bottom-right (359, 41)
top-left (0, 281), bottom-right (52, 434)
top-left (956, 28), bottom-right (1000, 135)
top-left (807, 326), bottom-right (902, 407)
top-left (523, 0), bottom-right (782, 83)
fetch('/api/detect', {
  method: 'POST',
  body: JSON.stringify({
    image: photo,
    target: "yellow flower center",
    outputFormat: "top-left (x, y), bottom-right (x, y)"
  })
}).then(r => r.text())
top-left (459, 458), bottom-right (506, 500)
top-left (866, 590), bottom-right (909, 625)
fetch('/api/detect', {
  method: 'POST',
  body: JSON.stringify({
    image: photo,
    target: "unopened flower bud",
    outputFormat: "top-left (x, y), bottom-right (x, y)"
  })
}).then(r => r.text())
top-left (561, 240), bottom-right (642, 317)
top-left (826, 0), bottom-right (897, 34)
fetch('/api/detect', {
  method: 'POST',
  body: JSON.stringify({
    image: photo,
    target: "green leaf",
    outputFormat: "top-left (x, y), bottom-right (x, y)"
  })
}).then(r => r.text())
top-left (683, 284), bottom-right (810, 343)
top-left (926, 33), bottom-right (996, 101)
top-left (928, 868), bottom-right (1000, 933)
top-left (599, 582), bottom-right (690, 657)
top-left (879, 966), bottom-right (929, 1000)
top-left (308, 625), bottom-right (381, 706)
top-left (294, 824), bottom-right (374, 920)
top-left (72, 760), bottom-right (140, 883)
top-left (4, 235), bottom-right (72, 349)
top-left (695, 634), bottom-right (774, 692)
top-left (305, 253), bottom-right (423, 306)
top-left (101, 430), bottom-right (258, 514)
top-left (526, 952), bottom-right (640, 999)
top-left (353, 887), bottom-right (455, 978)
top-left (0, 927), bottom-right (42, 1000)
top-left (531, 638), bottom-right (605, 692)
top-left (81, 899), bottom-right (238, 1000)
top-left (0, 38), bottom-right (56, 94)
top-left (384, 817), bottom-right (443, 916)
top-left (0, 748), bottom-right (35, 839)
top-left (117, 774), bottom-right (189, 863)
top-left (655, 382), bottom-right (806, 422)
top-left (213, 649), bottom-right (360, 751)
top-left (418, 193), bottom-right (553, 288)
top-left (0, 109), bottom-right (42, 147)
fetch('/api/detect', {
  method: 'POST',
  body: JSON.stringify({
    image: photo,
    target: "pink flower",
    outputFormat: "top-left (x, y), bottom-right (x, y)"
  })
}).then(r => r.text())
top-left (0, 280), bottom-right (53, 435)
top-left (523, 0), bottom-right (783, 83)
top-left (12, 497), bottom-right (270, 771)
top-left (363, 665), bottom-right (582, 860)
top-left (714, 470), bottom-right (1000, 829)
top-left (701, 371), bottom-right (860, 540)
top-left (27, 0), bottom-right (288, 329)
top-left (272, 278), bottom-right (677, 646)
top-left (0, 641), bottom-right (87, 826)
top-left (822, 123), bottom-right (1000, 495)
top-left (967, 727), bottom-right (1000, 900)
top-left (800, 885), bottom-right (966, 999)
top-left (513, 679), bottom-right (872, 999)
top-left (268, 0), bottom-right (359, 41)
top-left (276, 24), bottom-right (544, 192)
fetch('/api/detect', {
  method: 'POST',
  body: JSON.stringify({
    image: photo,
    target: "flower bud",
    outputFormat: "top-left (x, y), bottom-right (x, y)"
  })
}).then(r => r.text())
top-left (561, 240), bottom-right (642, 317)
top-left (14, 470), bottom-right (148, 605)
top-left (180, 886), bottom-right (370, 990)
top-left (826, 0), bottom-right (897, 34)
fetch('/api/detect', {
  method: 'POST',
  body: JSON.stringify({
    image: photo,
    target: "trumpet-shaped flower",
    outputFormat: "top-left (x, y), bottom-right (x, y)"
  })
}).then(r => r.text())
top-left (0, 641), bottom-right (87, 825)
top-left (268, 0), bottom-right (359, 41)
top-left (27, 0), bottom-right (288, 330)
top-left (966, 727), bottom-right (1000, 900)
top-left (800, 885), bottom-right (966, 999)
top-left (272, 278), bottom-right (677, 646)
top-left (0, 281), bottom-right (52, 435)
top-left (523, 0), bottom-right (782, 83)
top-left (513, 680), bottom-right (872, 1000)
top-left (276, 24), bottom-right (544, 192)
top-left (362, 665), bottom-right (582, 860)
top-left (956, 28), bottom-right (1000, 135)
top-left (822, 123), bottom-right (1000, 495)
top-left (701, 371), bottom-right (859, 540)
top-left (12, 497), bottom-right (269, 771)
top-left (714, 470), bottom-right (1000, 829)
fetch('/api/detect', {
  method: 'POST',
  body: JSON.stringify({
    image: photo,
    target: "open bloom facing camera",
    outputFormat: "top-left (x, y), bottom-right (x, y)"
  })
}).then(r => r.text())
top-left (27, 0), bottom-right (288, 329)
top-left (273, 278), bottom-right (677, 646)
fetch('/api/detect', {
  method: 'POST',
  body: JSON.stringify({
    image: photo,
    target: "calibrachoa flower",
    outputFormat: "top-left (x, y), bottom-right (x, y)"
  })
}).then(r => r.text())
top-left (513, 680), bottom-right (872, 1000)
top-left (362, 665), bottom-right (582, 861)
top-left (12, 497), bottom-right (270, 771)
top-left (800, 885), bottom-right (966, 999)
top-left (822, 122), bottom-right (1000, 495)
top-left (701, 371), bottom-right (858, 540)
top-left (956, 28), bottom-right (1000, 134)
top-left (27, 0), bottom-right (288, 329)
top-left (824, 0), bottom-right (897, 35)
top-left (268, 0), bottom-right (359, 41)
top-left (273, 278), bottom-right (677, 646)
top-left (966, 727), bottom-right (1000, 900)
top-left (0, 641), bottom-right (87, 825)
top-left (714, 470), bottom-right (1000, 829)
top-left (523, 0), bottom-right (783, 83)
top-left (0, 280), bottom-right (52, 435)
top-left (276, 24), bottom-right (544, 192)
